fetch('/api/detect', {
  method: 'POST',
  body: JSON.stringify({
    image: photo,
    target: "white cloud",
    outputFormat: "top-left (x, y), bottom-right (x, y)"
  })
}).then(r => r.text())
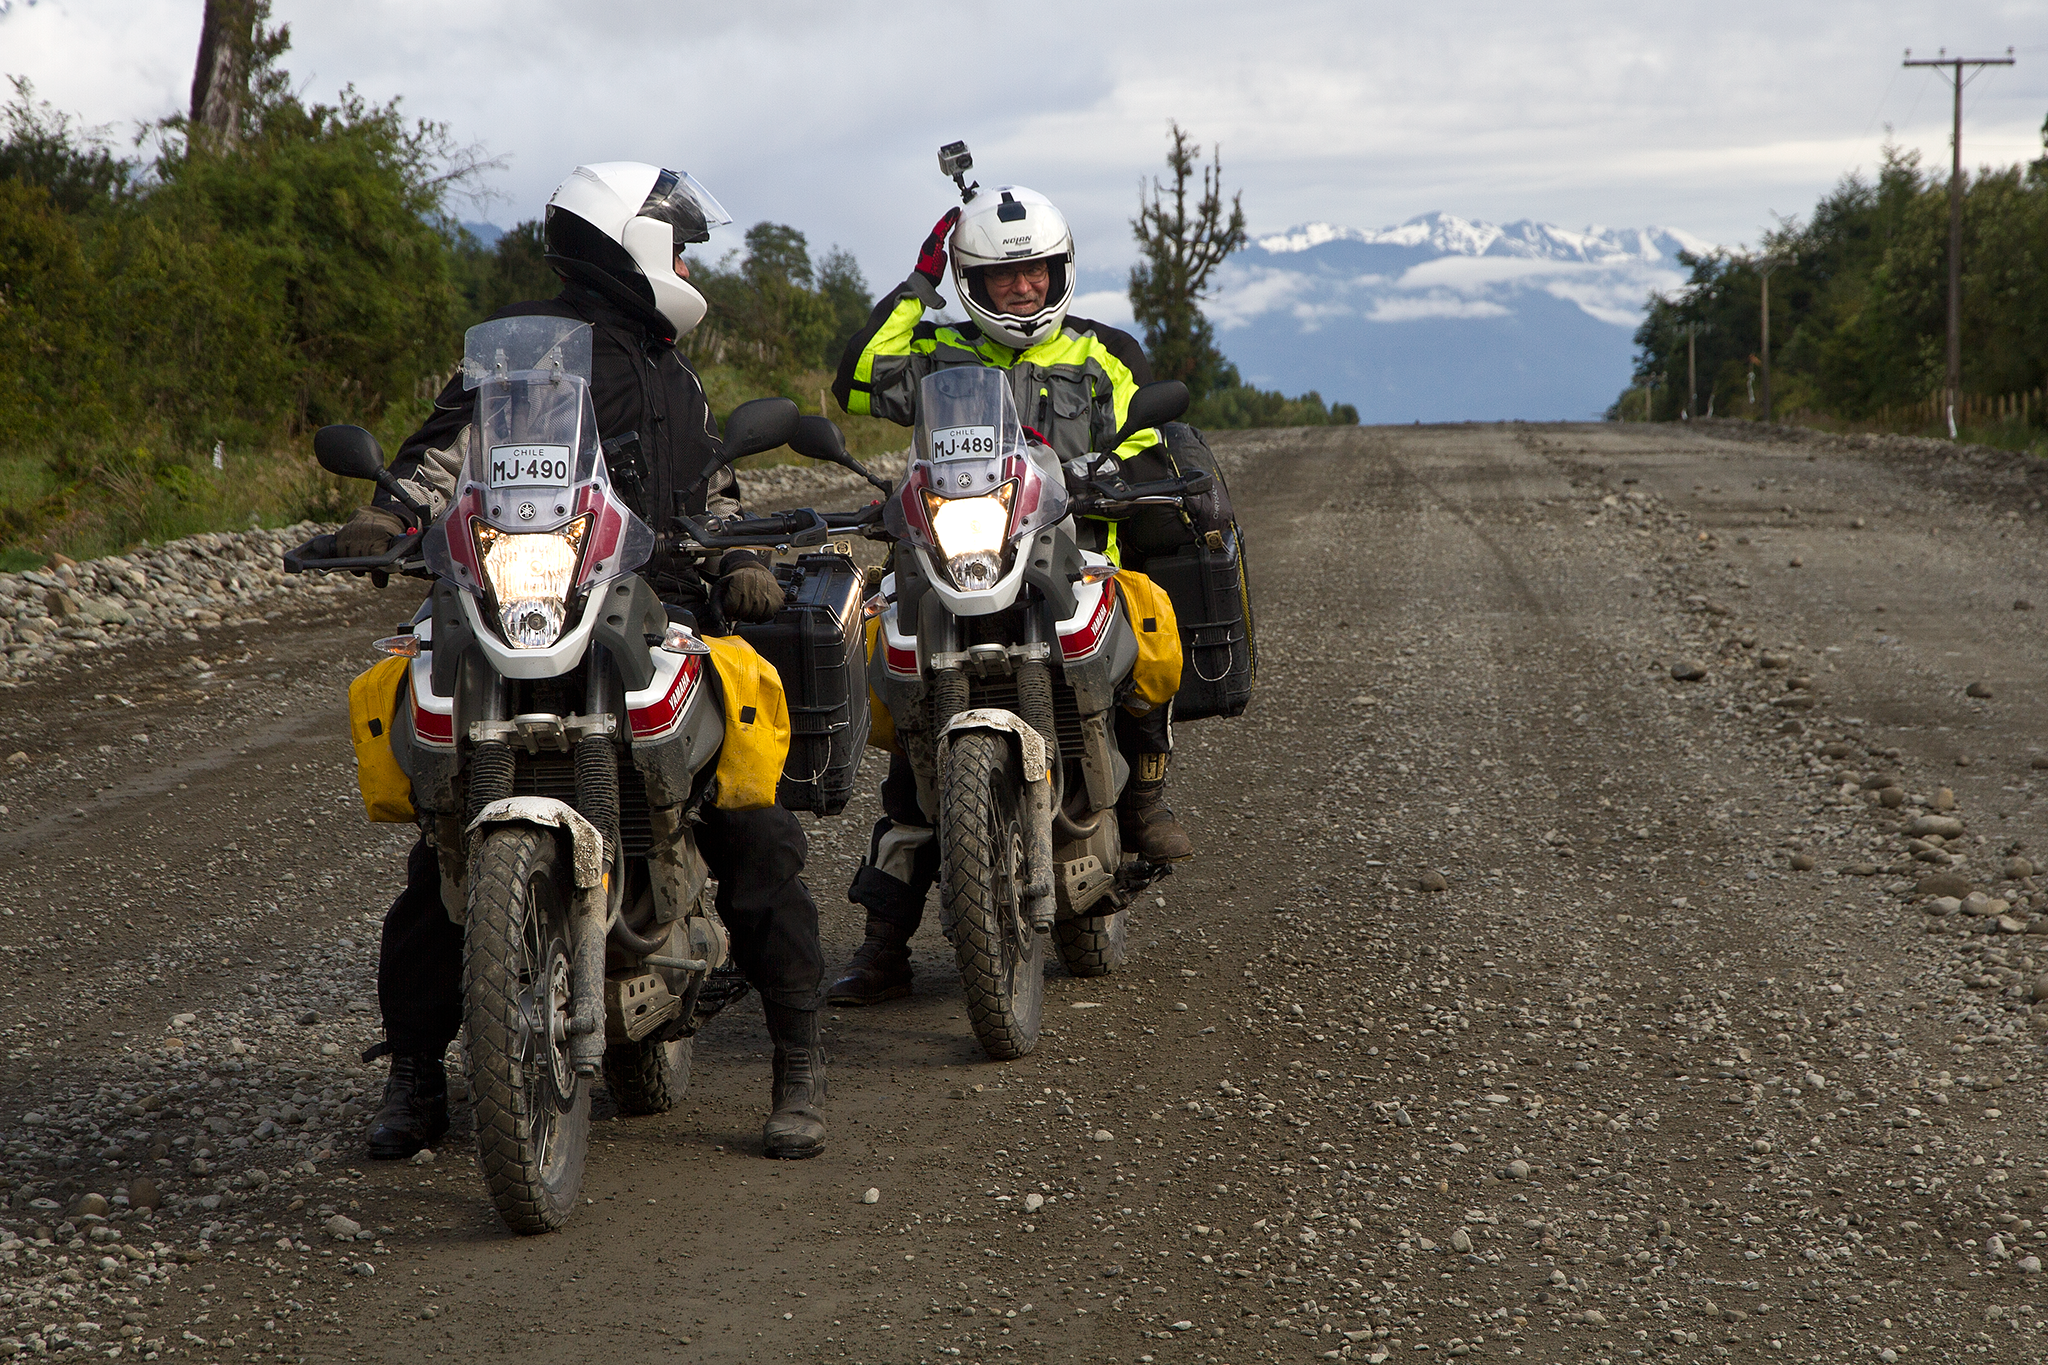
top-left (1069, 289), bottom-right (1136, 330)
top-left (1366, 295), bottom-right (1511, 323)
top-left (3, 0), bottom-right (2041, 313)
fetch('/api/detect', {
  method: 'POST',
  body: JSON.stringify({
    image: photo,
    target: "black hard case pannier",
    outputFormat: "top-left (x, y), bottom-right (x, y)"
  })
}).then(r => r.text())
top-left (735, 551), bottom-right (870, 814)
top-left (1117, 423), bottom-right (1256, 722)
top-left (1144, 523), bottom-right (1255, 721)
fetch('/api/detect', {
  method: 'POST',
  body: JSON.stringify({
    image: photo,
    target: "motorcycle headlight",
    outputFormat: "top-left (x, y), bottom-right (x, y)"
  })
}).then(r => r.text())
top-left (473, 515), bottom-right (591, 649)
top-left (922, 480), bottom-right (1016, 590)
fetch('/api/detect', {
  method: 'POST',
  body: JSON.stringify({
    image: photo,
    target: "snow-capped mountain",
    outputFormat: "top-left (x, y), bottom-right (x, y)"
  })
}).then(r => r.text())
top-left (1196, 212), bottom-right (1714, 422)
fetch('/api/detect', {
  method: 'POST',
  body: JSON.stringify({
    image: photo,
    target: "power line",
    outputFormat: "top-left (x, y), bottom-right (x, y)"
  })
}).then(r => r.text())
top-left (1902, 46), bottom-right (2016, 438)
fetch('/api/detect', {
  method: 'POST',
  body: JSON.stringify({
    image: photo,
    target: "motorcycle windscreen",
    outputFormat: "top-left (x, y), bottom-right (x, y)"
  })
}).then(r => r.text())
top-left (423, 316), bottom-right (655, 601)
top-left (887, 367), bottom-right (1069, 548)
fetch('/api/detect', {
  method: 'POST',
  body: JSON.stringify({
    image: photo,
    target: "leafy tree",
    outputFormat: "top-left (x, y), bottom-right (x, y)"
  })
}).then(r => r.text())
top-left (0, 78), bottom-right (134, 213)
top-left (1619, 129), bottom-right (2048, 428)
top-left (452, 218), bottom-right (557, 321)
top-left (684, 222), bottom-right (870, 382)
top-left (1129, 123), bottom-right (1246, 398)
top-left (1127, 121), bottom-right (1358, 429)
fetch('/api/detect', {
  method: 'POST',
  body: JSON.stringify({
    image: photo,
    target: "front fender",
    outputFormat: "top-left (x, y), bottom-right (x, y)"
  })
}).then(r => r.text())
top-left (936, 708), bottom-right (1054, 928)
top-left (467, 795), bottom-right (611, 1074)
top-left (467, 796), bottom-right (608, 890)
top-left (937, 707), bottom-right (1048, 782)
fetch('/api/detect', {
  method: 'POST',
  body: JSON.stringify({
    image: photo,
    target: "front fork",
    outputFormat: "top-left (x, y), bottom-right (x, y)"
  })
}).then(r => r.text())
top-left (926, 608), bottom-right (1059, 933)
top-left (451, 659), bottom-right (624, 1077)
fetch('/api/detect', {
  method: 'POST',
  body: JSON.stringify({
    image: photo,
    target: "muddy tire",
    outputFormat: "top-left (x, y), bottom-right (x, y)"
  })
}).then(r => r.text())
top-left (601, 1035), bottom-right (694, 1116)
top-left (1054, 908), bottom-right (1129, 977)
top-left (463, 827), bottom-right (590, 1234)
top-left (941, 733), bottom-right (1045, 1061)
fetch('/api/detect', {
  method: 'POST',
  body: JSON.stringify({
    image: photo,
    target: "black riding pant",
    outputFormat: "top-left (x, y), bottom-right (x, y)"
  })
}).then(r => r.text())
top-left (378, 805), bottom-right (823, 1056)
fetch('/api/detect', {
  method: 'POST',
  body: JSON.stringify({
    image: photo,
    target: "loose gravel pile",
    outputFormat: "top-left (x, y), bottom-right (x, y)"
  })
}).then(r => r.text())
top-left (0, 525), bottom-right (364, 688)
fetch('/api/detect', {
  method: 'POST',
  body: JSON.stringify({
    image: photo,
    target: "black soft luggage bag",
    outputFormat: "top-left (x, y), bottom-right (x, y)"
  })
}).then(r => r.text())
top-left (736, 551), bottom-right (870, 813)
top-left (1144, 522), bottom-right (1256, 720)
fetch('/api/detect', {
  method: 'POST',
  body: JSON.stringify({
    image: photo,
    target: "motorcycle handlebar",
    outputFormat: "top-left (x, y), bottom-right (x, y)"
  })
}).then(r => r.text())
top-left (1065, 467), bottom-right (1215, 517)
top-left (669, 507), bottom-right (832, 550)
top-left (283, 531), bottom-right (430, 578)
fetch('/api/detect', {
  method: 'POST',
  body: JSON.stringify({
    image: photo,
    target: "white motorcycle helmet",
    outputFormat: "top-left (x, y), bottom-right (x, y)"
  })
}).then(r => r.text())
top-left (949, 184), bottom-right (1076, 350)
top-left (543, 162), bottom-right (733, 338)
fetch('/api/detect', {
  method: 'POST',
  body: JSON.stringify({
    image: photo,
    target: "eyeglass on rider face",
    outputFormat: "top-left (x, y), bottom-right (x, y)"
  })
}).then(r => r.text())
top-left (982, 261), bottom-right (1050, 286)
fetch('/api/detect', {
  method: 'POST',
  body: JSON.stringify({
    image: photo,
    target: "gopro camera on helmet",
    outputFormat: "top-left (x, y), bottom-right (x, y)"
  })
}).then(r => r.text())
top-left (938, 141), bottom-right (978, 203)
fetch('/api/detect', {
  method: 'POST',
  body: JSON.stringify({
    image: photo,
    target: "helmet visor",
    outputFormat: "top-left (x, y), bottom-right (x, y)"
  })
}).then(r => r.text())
top-left (640, 169), bottom-right (734, 249)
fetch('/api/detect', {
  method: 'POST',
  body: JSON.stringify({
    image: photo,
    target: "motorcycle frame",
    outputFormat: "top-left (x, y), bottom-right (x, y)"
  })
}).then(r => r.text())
top-left (394, 568), bottom-right (730, 1073)
top-left (870, 516), bottom-right (1145, 927)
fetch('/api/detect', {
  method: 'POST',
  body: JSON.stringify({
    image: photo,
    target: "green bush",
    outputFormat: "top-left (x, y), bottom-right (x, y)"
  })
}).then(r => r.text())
top-left (1191, 377), bottom-right (1359, 429)
top-left (0, 58), bottom-right (472, 556)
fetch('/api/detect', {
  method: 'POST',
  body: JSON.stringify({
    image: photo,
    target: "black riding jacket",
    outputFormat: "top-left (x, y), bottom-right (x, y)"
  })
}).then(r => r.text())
top-left (379, 281), bottom-right (751, 603)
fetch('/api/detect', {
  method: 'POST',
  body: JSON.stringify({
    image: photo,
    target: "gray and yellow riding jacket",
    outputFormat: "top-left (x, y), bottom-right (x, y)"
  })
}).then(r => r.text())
top-left (831, 275), bottom-right (1161, 466)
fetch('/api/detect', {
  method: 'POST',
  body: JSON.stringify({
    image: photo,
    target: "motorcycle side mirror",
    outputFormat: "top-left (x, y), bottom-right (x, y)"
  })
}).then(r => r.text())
top-left (789, 415), bottom-right (891, 494)
top-left (312, 424), bottom-right (389, 482)
top-left (1110, 380), bottom-right (1190, 449)
top-left (720, 397), bottom-right (802, 462)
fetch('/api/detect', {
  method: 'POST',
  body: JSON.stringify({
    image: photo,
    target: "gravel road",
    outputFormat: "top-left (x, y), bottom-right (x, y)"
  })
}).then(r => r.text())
top-left (4, 420), bottom-right (2048, 1364)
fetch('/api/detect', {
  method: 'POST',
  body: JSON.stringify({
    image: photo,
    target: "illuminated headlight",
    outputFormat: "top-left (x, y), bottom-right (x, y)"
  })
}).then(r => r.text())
top-left (473, 515), bottom-right (590, 649)
top-left (923, 481), bottom-right (1016, 590)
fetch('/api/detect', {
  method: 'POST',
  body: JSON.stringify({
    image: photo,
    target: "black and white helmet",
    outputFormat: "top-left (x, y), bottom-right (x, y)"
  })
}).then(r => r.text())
top-left (948, 184), bottom-right (1075, 350)
top-left (543, 162), bottom-right (732, 338)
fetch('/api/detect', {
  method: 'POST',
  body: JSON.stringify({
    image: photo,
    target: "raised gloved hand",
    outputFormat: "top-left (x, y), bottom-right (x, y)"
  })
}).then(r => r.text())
top-left (718, 559), bottom-right (783, 624)
top-left (914, 207), bottom-right (962, 287)
top-left (336, 505), bottom-right (409, 558)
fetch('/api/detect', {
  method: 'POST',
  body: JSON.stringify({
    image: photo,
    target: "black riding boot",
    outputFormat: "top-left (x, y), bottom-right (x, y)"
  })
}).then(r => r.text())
top-left (366, 1053), bottom-right (449, 1160)
top-left (827, 866), bottom-right (922, 1006)
top-left (762, 1002), bottom-right (827, 1159)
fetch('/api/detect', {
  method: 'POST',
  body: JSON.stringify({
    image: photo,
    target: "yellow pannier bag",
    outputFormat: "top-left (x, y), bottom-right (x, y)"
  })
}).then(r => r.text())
top-left (862, 615), bottom-right (900, 754)
top-left (346, 654), bottom-right (416, 823)
top-left (700, 633), bottom-right (793, 810)
top-left (1114, 570), bottom-right (1182, 711)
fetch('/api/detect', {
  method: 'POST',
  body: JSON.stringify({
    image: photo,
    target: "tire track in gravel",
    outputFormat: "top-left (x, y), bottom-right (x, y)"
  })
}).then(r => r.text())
top-left (4, 423), bottom-right (2048, 1365)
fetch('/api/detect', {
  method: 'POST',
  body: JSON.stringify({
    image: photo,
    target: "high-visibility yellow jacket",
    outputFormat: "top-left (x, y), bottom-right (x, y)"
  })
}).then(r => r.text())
top-left (831, 277), bottom-right (1161, 465)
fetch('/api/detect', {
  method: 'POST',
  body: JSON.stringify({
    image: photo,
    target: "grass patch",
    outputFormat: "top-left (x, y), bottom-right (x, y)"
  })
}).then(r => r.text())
top-left (0, 443), bottom-right (357, 564)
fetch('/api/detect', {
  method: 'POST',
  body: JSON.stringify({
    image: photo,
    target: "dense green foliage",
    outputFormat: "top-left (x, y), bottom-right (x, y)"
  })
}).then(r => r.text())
top-left (683, 223), bottom-right (873, 385)
top-left (0, 64), bottom-right (474, 556)
top-left (0, 55), bottom-right (891, 557)
top-left (1619, 133), bottom-right (2048, 436)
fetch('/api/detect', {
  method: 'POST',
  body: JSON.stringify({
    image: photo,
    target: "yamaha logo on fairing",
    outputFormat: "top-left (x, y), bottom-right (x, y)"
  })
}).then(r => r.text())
top-left (518, 502), bottom-right (537, 522)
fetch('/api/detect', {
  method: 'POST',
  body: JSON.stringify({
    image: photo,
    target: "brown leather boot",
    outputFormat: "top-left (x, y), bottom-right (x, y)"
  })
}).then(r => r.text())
top-left (762, 1004), bottom-right (826, 1159)
top-left (1118, 753), bottom-right (1194, 862)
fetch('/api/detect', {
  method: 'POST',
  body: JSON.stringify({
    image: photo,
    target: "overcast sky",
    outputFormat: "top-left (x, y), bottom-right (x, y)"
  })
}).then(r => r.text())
top-left (7, 0), bottom-right (2046, 302)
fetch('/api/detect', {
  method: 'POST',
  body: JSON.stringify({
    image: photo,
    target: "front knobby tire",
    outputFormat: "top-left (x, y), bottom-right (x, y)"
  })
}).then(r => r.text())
top-left (942, 733), bottom-right (1045, 1061)
top-left (602, 1034), bottom-right (694, 1116)
top-left (464, 827), bottom-right (591, 1234)
top-left (1055, 908), bottom-right (1129, 978)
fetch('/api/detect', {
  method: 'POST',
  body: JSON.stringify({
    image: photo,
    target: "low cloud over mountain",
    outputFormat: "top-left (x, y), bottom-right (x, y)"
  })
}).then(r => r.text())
top-left (1081, 212), bottom-right (1714, 423)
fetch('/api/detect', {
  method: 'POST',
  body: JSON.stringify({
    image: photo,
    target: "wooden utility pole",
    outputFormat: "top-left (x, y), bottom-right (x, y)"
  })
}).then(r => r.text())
top-left (1904, 47), bottom-right (2015, 438)
top-left (1686, 324), bottom-right (1698, 422)
top-left (1757, 256), bottom-right (1792, 423)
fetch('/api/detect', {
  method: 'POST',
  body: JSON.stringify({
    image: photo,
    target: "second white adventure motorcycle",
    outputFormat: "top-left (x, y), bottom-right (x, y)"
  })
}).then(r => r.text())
top-left (865, 367), bottom-right (1210, 1059)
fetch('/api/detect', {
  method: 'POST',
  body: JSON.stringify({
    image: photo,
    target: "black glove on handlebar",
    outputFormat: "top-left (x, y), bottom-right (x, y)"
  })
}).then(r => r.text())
top-left (337, 506), bottom-right (408, 558)
top-left (718, 557), bottom-right (784, 624)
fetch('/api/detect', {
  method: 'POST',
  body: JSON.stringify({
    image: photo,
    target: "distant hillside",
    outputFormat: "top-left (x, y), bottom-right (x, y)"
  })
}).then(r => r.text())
top-left (1189, 213), bottom-right (1713, 422)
